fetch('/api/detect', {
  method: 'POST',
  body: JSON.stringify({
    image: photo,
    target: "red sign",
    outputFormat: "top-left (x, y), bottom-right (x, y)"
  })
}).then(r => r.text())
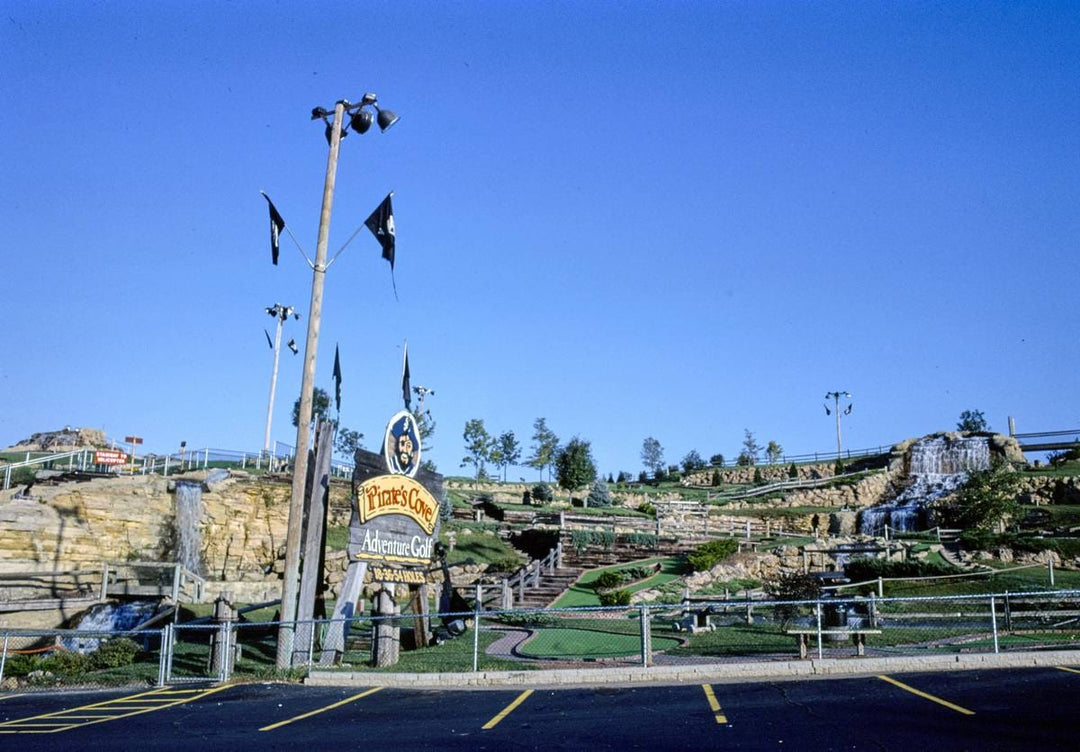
top-left (95, 450), bottom-right (128, 466)
top-left (124, 436), bottom-right (143, 445)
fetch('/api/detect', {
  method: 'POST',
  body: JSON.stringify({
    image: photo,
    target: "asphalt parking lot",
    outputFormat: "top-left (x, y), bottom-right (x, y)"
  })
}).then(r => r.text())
top-left (1, 666), bottom-right (1078, 750)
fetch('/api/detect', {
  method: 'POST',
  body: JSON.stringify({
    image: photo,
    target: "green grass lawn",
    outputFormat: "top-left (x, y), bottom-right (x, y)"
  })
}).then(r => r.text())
top-left (880, 564), bottom-right (1080, 598)
top-left (552, 557), bottom-right (688, 608)
top-left (1024, 459), bottom-right (1080, 478)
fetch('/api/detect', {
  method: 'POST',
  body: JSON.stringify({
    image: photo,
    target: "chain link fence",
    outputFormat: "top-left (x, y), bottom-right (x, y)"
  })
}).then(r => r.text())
top-left (3, 590), bottom-right (1079, 691)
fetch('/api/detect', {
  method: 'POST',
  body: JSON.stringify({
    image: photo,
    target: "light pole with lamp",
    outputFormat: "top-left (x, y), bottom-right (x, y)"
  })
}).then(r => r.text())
top-left (262, 303), bottom-right (300, 464)
top-left (276, 95), bottom-right (399, 668)
top-left (824, 390), bottom-right (853, 460)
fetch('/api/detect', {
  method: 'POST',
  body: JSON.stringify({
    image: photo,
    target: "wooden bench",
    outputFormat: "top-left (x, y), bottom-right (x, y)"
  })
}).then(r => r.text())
top-left (786, 629), bottom-right (881, 659)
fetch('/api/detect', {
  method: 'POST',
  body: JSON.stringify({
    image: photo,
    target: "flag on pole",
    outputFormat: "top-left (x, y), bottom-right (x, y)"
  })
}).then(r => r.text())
top-left (401, 343), bottom-right (411, 412)
top-left (365, 192), bottom-right (397, 297)
top-left (264, 329), bottom-right (273, 349)
top-left (333, 345), bottom-right (342, 413)
top-left (260, 191), bottom-right (286, 265)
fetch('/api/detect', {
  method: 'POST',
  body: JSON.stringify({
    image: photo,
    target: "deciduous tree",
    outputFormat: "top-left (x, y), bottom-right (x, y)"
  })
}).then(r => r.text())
top-left (461, 419), bottom-right (494, 486)
top-left (556, 437), bottom-right (597, 493)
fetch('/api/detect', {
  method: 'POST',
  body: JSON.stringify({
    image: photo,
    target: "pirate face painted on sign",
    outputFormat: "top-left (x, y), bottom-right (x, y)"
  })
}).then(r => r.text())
top-left (383, 410), bottom-right (421, 477)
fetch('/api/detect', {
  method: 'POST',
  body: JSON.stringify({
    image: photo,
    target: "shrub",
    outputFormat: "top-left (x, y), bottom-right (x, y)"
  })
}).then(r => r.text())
top-left (752, 467), bottom-right (764, 485)
top-left (687, 539), bottom-right (739, 572)
top-left (495, 611), bottom-right (559, 628)
top-left (843, 558), bottom-right (956, 582)
top-left (598, 589), bottom-right (632, 607)
top-left (488, 555), bottom-right (525, 574)
top-left (788, 463), bottom-right (798, 479)
top-left (711, 469), bottom-right (721, 487)
top-left (638, 502), bottom-right (656, 518)
top-left (41, 649), bottom-right (89, 676)
top-left (89, 637), bottom-right (141, 670)
top-left (623, 532), bottom-right (658, 547)
top-left (531, 483), bottom-right (554, 503)
top-left (959, 528), bottom-right (1004, 552)
top-left (638, 471), bottom-right (648, 483)
top-left (1012, 537), bottom-right (1080, 559)
top-left (587, 480), bottom-right (613, 508)
top-left (570, 529), bottom-right (616, 553)
top-left (594, 571), bottom-right (623, 590)
top-left (765, 572), bottom-right (823, 626)
top-left (834, 459), bottom-right (846, 475)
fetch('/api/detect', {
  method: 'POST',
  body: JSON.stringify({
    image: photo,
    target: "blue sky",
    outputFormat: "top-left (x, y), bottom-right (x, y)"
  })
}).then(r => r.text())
top-left (2, 1), bottom-right (1078, 477)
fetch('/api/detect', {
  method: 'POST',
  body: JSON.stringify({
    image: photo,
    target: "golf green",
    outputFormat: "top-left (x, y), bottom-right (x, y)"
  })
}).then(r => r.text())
top-left (517, 627), bottom-right (681, 659)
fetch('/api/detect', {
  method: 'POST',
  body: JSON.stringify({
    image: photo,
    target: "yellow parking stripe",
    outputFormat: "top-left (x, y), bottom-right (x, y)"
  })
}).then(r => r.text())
top-left (482, 690), bottom-right (533, 730)
top-left (260, 687), bottom-right (383, 731)
top-left (877, 675), bottom-right (975, 716)
top-left (701, 684), bottom-right (728, 724)
top-left (1055, 666), bottom-right (1080, 675)
top-left (0, 685), bottom-right (230, 734)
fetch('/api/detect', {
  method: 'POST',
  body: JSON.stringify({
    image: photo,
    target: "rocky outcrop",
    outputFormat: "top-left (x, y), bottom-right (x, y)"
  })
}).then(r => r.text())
top-left (888, 431), bottom-right (1025, 472)
top-left (0, 472), bottom-right (351, 582)
top-left (1016, 476), bottom-right (1080, 506)
top-left (3, 427), bottom-right (108, 452)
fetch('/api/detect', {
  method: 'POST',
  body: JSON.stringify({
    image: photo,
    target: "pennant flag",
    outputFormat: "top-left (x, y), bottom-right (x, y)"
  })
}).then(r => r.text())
top-left (333, 344), bottom-right (342, 413)
top-left (401, 343), bottom-right (411, 412)
top-left (365, 192), bottom-right (397, 297)
top-left (264, 329), bottom-right (273, 349)
top-left (844, 404), bottom-right (852, 415)
top-left (261, 191), bottom-right (286, 265)
top-left (824, 404), bottom-right (831, 416)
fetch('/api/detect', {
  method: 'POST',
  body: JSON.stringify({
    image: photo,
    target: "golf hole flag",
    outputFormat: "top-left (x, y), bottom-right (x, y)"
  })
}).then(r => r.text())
top-left (260, 191), bottom-right (286, 266)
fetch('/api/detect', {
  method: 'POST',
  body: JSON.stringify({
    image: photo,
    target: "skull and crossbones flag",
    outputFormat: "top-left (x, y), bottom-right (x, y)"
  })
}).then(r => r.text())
top-left (365, 192), bottom-right (397, 297)
top-left (260, 191), bottom-right (286, 266)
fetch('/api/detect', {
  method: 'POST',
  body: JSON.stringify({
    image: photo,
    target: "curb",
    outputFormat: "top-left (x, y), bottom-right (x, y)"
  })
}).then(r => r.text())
top-left (305, 650), bottom-right (1080, 689)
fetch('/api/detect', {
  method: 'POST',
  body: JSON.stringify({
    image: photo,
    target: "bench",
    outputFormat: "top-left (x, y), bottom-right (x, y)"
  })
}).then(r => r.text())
top-left (785, 629), bottom-right (881, 659)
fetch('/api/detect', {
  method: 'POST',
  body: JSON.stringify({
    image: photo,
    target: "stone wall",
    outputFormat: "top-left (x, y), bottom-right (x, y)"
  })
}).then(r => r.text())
top-left (684, 463), bottom-right (838, 486)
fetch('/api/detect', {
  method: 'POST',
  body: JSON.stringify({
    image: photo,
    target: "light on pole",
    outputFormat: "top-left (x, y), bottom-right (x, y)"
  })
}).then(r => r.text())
top-left (276, 95), bottom-right (399, 668)
top-left (262, 304), bottom-right (299, 458)
top-left (824, 391), bottom-right (853, 459)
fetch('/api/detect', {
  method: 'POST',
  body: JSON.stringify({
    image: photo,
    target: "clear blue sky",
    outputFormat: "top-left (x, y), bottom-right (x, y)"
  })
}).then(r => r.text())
top-left (2, 1), bottom-right (1078, 477)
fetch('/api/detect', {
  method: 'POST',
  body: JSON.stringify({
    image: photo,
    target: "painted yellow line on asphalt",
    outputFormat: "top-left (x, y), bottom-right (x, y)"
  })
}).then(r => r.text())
top-left (0, 685), bottom-right (231, 734)
top-left (701, 684), bottom-right (728, 724)
top-left (482, 690), bottom-right (534, 730)
top-left (877, 675), bottom-right (975, 716)
top-left (1055, 666), bottom-right (1080, 675)
top-left (260, 687), bottom-right (384, 731)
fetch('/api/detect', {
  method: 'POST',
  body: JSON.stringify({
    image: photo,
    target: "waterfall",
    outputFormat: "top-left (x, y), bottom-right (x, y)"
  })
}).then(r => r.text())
top-left (175, 481), bottom-right (204, 575)
top-left (859, 436), bottom-right (991, 535)
top-left (62, 600), bottom-right (159, 653)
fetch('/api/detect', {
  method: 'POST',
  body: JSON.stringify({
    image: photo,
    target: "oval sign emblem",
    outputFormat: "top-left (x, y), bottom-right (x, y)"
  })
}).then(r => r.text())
top-left (383, 409), bottom-right (421, 477)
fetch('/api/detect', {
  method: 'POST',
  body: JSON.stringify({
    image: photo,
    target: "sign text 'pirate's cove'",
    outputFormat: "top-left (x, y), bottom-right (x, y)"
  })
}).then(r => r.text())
top-left (357, 475), bottom-right (439, 535)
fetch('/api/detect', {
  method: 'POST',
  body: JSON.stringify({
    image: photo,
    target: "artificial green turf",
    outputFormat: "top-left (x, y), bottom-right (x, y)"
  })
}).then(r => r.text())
top-left (518, 627), bottom-right (680, 659)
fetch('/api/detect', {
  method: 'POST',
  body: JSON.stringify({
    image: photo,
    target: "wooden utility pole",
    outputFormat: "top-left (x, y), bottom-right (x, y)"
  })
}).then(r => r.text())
top-left (277, 101), bottom-right (344, 668)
